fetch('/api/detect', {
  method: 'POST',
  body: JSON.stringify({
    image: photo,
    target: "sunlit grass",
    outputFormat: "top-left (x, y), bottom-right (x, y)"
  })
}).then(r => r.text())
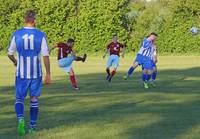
top-left (0, 56), bottom-right (200, 139)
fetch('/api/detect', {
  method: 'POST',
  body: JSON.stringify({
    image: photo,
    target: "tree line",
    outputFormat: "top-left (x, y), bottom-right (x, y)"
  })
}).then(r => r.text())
top-left (0, 0), bottom-right (199, 54)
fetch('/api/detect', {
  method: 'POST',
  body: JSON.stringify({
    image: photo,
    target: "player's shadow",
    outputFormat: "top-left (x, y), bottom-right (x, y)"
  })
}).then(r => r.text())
top-left (0, 67), bottom-right (200, 138)
top-left (45, 67), bottom-right (200, 95)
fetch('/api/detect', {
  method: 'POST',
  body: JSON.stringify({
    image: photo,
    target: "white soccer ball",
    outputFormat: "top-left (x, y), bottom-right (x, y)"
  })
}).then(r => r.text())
top-left (190, 27), bottom-right (198, 35)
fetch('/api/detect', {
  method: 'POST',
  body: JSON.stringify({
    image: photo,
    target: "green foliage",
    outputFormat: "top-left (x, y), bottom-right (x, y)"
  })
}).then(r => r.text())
top-left (0, 0), bottom-right (200, 54)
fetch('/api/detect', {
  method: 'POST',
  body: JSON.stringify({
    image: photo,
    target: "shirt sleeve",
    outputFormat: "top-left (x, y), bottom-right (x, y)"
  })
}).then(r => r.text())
top-left (41, 36), bottom-right (49, 56)
top-left (143, 39), bottom-right (152, 48)
top-left (8, 36), bottom-right (16, 55)
top-left (56, 43), bottom-right (61, 48)
top-left (107, 43), bottom-right (111, 49)
top-left (120, 43), bottom-right (124, 48)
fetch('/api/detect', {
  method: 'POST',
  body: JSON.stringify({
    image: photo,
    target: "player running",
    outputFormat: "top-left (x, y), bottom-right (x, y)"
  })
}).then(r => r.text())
top-left (103, 35), bottom-right (125, 82)
top-left (7, 10), bottom-right (51, 135)
top-left (50, 39), bottom-right (87, 90)
top-left (124, 32), bottom-right (158, 88)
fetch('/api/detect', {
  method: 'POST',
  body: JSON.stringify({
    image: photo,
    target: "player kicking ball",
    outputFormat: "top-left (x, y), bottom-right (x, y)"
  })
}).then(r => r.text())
top-left (103, 35), bottom-right (125, 82)
top-left (50, 39), bottom-right (87, 90)
top-left (8, 10), bottom-right (51, 135)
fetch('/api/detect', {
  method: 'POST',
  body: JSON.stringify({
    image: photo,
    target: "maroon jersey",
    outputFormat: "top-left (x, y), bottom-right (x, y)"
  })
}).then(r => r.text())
top-left (57, 42), bottom-right (73, 60)
top-left (107, 42), bottom-right (124, 56)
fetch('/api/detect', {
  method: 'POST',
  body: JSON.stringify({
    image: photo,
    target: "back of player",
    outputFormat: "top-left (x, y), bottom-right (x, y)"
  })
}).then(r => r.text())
top-left (8, 10), bottom-right (50, 135)
top-left (12, 28), bottom-right (47, 79)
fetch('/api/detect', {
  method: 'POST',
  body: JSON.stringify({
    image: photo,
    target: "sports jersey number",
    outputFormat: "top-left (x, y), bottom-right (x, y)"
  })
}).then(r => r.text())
top-left (22, 34), bottom-right (34, 50)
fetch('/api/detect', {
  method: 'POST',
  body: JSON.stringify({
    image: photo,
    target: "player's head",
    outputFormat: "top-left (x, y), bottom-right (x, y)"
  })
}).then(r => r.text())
top-left (112, 35), bottom-right (118, 43)
top-left (67, 38), bottom-right (75, 47)
top-left (25, 10), bottom-right (36, 26)
top-left (148, 32), bottom-right (158, 42)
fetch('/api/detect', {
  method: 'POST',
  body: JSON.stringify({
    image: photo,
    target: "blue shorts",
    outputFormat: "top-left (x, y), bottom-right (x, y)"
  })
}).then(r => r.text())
top-left (135, 54), bottom-right (143, 65)
top-left (151, 60), bottom-right (157, 68)
top-left (135, 54), bottom-right (153, 70)
top-left (106, 55), bottom-right (119, 69)
top-left (58, 56), bottom-right (75, 72)
top-left (15, 77), bottom-right (42, 100)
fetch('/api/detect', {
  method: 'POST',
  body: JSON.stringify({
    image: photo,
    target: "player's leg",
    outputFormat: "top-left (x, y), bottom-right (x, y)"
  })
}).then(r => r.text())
top-left (108, 55), bottom-right (119, 82)
top-left (142, 69), bottom-right (152, 89)
top-left (68, 68), bottom-right (79, 90)
top-left (29, 77), bottom-right (42, 133)
top-left (106, 67), bottom-right (111, 80)
top-left (29, 96), bottom-right (39, 134)
top-left (74, 54), bottom-right (87, 62)
top-left (15, 77), bottom-right (30, 136)
top-left (142, 60), bottom-right (153, 89)
top-left (125, 62), bottom-right (139, 79)
top-left (151, 65), bottom-right (157, 81)
top-left (58, 57), bottom-right (79, 89)
top-left (124, 55), bottom-right (141, 80)
top-left (106, 55), bottom-right (113, 80)
top-left (108, 68), bottom-right (116, 82)
top-left (58, 56), bottom-right (74, 68)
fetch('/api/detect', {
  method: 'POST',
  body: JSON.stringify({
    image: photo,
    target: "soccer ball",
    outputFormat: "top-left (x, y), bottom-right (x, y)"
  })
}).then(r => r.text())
top-left (190, 27), bottom-right (198, 35)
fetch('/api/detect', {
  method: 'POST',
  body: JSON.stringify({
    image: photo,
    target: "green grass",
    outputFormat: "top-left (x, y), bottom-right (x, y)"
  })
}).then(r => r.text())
top-left (1, 56), bottom-right (200, 139)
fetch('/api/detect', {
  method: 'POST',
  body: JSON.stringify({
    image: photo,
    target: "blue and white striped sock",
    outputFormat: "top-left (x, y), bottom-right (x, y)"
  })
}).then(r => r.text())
top-left (15, 99), bottom-right (24, 121)
top-left (30, 99), bottom-right (39, 128)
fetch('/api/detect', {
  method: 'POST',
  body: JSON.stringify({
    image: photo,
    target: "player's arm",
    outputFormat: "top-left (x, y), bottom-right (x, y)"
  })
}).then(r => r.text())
top-left (153, 51), bottom-right (158, 63)
top-left (103, 43), bottom-right (110, 58)
top-left (121, 44), bottom-right (126, 58)
top-left (142, 39), bottom-right (152, 50)
top-left (41, 37), bottom-right (51, 84)
top-left (7, 36), bottom-right (17, 66)
top-left (103, 49), bottom-right (109, 58)
top-left (49, 44), bottom-right (58, 55)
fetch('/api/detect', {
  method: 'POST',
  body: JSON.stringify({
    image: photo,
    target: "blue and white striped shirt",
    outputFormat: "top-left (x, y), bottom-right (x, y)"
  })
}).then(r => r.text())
top-left (8, 27), bottom-right (49, 79)
top-left (137, 38), bottom-right (153, 58)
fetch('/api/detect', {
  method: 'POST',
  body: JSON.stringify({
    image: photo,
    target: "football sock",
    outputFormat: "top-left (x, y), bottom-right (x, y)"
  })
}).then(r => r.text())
top-left (15, 99), bottom-right (24, 121)
top-left (152, 72), bottom-right (157, 81)
top-left (70, 75), bottom-right (77, 87)
top-left (142, 73), bottom-right (146, 82)
top-left (147, 74), bottom-right (151, 82)
top-left (106, 68), bottom-right (110, 76)
top-left (143, 73), bottom-right (149, 82)
top-left (111, 70), bottom-right (116, 78)
top-left (128, 66), bottom-right (134, 76)
top-left (30, 99), bottom-right (39, 129)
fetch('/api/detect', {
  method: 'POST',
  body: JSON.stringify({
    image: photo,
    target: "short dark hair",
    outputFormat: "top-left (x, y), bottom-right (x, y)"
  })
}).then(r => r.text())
top-left (67, 38), bottom-right (75, 43)
top-left (25, 10), bottom-right (36, 23)
top-left (150, 32), bottom-right (158, 37)
top-left (113, 34), bottom-right (118, 38)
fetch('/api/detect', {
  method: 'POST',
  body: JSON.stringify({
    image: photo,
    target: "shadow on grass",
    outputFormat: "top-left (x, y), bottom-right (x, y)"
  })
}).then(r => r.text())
top-left (44, 67), bottom-right (200, 95)
top-left (0, 67), bottom-right (200, 138)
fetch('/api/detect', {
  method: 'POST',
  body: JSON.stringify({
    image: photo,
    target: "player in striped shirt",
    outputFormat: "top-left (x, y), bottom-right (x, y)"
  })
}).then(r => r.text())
top-left (124, 32), bottom-right (158, 88)
top-left (7, 10), bottom-right (51, 135)
top-left (50, 39), bottom-right (87, 90)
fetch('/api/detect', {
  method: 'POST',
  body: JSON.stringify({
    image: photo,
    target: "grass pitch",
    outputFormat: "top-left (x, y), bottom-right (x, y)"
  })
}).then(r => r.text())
top-left (0, 56), bottom-right (200, 139)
